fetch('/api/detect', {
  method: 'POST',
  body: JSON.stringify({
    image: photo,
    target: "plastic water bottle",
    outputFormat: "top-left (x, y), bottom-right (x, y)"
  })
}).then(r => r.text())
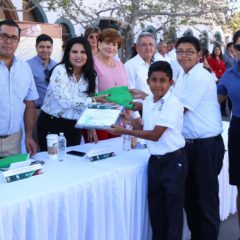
top-left (58, 132), bottom-right (66, 161)
top-left (122, 124), bottom-right (132, 151)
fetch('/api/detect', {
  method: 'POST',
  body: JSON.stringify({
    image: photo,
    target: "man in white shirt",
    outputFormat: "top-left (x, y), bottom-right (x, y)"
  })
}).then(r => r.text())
top-left (155, 40), bottom-right (171, 63)
top-left (124, 32), bottom-right (156, 96)
top-left (173, 36), bottom-right (224, 240)
top-left (0, 20), bottom-right (38, 157)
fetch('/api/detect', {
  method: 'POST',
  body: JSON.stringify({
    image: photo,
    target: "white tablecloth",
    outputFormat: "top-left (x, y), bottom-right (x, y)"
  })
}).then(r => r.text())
top-left (1, 121), bottom-right (236, 240)
top-left (218, 121), bottom-right (237, 220)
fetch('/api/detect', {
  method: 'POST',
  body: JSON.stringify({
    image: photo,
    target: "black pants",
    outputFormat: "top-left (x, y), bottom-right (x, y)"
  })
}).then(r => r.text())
top-left (37, 111), bottom-right (82, 151)
top-left (228, 116), bottom-right (240, 185)
top-left (148, 148), bottom-right (188, 240)
top-left (184, 135), bottom-right (225, 240)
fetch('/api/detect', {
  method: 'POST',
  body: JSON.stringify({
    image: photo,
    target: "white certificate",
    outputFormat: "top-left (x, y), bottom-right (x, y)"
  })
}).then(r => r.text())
top-left (75, 104), bottom-right (124, 129)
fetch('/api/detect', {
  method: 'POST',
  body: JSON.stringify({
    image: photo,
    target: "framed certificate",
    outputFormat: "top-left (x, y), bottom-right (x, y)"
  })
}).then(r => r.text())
top-left (75, 104), bottom-right (125, 129)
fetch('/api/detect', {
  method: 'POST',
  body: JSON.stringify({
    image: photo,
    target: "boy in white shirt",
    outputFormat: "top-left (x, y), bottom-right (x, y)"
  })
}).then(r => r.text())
top-left (108, 61), bottom-right (188, 240)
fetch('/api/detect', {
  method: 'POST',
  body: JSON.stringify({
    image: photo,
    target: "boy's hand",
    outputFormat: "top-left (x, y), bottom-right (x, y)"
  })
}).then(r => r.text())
top-left (130, 102), bottom-right (143, 111)
top-left (130, 89), bottom-right (148, 100)
top-left (107, 124), bottom-right (125, 135)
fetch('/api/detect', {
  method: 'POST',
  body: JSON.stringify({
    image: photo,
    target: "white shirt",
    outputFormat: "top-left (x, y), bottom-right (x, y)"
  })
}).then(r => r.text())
top-left (0, 56), bottom-right (38, 135)
top-left (142, 90), bottom-right (185, 155)
top-left (170, 59), bottom-right (183, 84)
top-left (173, 63), bottom-right (222, 139)
top-left (124, 54), bottom-right (152, 95)
top-left (42, 64), bottom-right (95, 120)
top-left (154, 51), bottom-right (171, 63)
top-left (167, 48), bottom-right (177, 61)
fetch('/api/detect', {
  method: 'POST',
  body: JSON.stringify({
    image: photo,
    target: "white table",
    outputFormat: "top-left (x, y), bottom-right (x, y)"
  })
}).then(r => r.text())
top-left (1, 121), bottom-right (236, 240)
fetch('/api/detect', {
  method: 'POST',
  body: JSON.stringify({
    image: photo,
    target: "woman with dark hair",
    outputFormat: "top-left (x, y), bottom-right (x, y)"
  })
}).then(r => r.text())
top-left (218, 30), bottom-right (240, 238)
top-left (207, 45), bottom-right (226, 80)
top-left (37, 37), bottom-right (106, 151)
top-left (208, 46), bottom-right (227, 115)
top-left (84, 26), bottom-right (101, 56)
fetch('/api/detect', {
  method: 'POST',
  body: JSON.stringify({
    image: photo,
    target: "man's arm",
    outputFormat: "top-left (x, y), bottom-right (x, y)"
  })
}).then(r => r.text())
top-left (24, 100), bottom-right (37, 156)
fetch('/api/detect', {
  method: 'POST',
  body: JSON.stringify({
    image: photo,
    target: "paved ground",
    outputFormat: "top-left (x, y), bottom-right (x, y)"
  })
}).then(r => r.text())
top-left (219, 213), bottom-right (239, 240)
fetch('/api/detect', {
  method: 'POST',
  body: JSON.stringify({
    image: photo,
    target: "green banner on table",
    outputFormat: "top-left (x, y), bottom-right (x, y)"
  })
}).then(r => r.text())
top-left (95, 86), bottom-right (133, 109)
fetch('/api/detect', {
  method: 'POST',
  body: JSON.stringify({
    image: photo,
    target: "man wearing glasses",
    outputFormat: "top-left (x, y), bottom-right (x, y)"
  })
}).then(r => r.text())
top-left (0, 20), bottom-right (38, 157)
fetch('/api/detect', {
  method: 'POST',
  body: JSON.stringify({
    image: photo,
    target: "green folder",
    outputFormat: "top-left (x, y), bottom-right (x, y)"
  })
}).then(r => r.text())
top-left (0, 154), bottom-right (29, 169)
top-left (95, 86), bottom-right (133, 109)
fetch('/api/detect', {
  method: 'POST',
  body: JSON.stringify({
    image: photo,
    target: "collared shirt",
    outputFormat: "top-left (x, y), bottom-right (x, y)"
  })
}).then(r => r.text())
top-left (154, 52), bottom-right (171, 63)
top-left (124, 54), bottom-right (152, 95)
top-left (167, 48), bottom-right (177, 62)
top-left (223, 52), bottom-right (236, 69)
top-left (27, 55), bottom-right (57, 107)
top-left (142, 90), bottom-right (185, 155)
top-left (0, 56), bottom-right (39, 135)
top-left (41, 64), bottom-right (96, 120)
top-left (218, 61), bottom-right (240, 117)
top-left (173, 63), bottom-right (222, 139)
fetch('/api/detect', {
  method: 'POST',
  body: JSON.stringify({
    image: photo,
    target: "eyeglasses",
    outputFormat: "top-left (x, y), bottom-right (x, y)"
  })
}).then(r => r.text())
top-left (234, 44), bottom-right (240, 51)
top-left (176, 50), bottom-right (196, 56)
top-left (0, 33), bottom-right (19, 43)
top-left (88, 34), bottom-right (98, 40)
top-left (44, 68), bottom-right (50, 82)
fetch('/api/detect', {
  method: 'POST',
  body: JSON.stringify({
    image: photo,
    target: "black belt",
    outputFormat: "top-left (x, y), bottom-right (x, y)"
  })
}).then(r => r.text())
top-left (152, 148), bottom-right (185, 160)
top-left (185, 135), bottom-right (222, 144)
top-left (0, 135), bottom-right (10, 139)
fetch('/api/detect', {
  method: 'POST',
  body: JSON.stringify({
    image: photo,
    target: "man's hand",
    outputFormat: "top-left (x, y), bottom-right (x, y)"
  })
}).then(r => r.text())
top-left (130, 89), bottom-right (148, 100)
top-left (26, 136), bottom-right (37, 157)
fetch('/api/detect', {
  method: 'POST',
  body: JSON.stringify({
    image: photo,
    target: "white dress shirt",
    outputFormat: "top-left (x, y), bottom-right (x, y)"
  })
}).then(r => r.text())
top-left (142, 90), bottom-right (185, 155)
top-left (124, 54), bottom-right (152, 95)
top-left (0, 56), bottom-right (39, 135)
top-left (167, 48), bottom-right (177, 61)
top-left (154, 51), bottom-right (171, 63)
top-left (42, 64), bottom-right (95, 120)
top-left (173, 63), bottom-right (222, 139)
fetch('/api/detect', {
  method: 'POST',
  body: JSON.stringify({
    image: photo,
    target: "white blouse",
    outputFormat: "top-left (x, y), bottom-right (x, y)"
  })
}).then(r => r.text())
top-left (41, 64), bottom-right (95, 120)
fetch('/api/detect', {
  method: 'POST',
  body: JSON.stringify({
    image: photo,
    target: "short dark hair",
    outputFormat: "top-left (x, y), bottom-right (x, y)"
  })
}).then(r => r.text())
top-left (148, 61), bottom-right (173, 80)
top-left (176, 36), bottom-right (201, 52)
top-left (36, 34), bottom-right (53, 46)
top-left (233, 30), bottom-right (240, 45)
top-left (226, 42), bottom-right (233, 49)
top-left (0, 19), bottom-right (21, 37)
top-left (54, 36), bottom-right (96, 95)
